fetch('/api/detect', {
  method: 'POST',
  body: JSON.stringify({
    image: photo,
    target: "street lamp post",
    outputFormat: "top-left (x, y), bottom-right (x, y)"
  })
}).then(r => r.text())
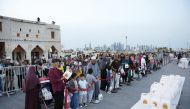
top-left (187, 42), bottom-right (189, 50)
top-left (126, 35), bottom-right (127, 51)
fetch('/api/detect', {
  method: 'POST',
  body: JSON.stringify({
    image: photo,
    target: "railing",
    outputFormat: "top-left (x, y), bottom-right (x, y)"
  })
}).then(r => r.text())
top-left (0, 65), bottom-right (47, 97)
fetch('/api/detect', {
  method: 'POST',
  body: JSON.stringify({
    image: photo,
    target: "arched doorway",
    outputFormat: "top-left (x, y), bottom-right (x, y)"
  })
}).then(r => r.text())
top-left (0, 42), bottom-right (5, 59)
top-left (48, 46), bottom-right (58, 59)
top-left (12, 45), bottom-right (26, 62)
top-left (31, 45), bottom-right (43, 64)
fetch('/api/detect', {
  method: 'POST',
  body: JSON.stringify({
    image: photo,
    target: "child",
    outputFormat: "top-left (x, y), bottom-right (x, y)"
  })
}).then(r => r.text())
top-left (86, 68), bottom-right (98, 103)
top-left (68, 73), bottom-right (79, 109)
top-left (78, 74), bottom-right (88, 107)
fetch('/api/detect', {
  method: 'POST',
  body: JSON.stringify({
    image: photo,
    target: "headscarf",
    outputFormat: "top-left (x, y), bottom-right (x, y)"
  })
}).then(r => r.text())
top-left (25, 66), bottom-right (39, 91)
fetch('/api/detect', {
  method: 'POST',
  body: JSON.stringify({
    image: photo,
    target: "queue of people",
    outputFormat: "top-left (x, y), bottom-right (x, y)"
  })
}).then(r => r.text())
top-left (0, 51), bottom-right (170, 109)
top-left (28, 52), bottom-right (168, 109)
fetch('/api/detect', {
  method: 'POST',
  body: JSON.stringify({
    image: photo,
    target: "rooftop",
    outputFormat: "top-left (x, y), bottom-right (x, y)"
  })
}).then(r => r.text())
top-left (0, 15), bottom-right (58, 26)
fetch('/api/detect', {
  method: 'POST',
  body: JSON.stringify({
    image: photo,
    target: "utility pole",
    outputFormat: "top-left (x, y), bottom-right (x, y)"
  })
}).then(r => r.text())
top-left (126, 35), bottom-right (127, 51)
top-left (187, 42), bottom-right (189, 50)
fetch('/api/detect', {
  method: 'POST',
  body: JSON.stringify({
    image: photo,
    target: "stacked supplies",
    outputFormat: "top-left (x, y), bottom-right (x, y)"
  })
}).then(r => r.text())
top-left (178, 58), bottom-right (189, 69)
top-left (140, 75), bottom-right (185, 109)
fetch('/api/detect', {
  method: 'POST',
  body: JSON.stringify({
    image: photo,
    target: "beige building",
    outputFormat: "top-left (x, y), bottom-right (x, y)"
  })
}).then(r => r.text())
top-left (0, 15), bottom-right (61, 63)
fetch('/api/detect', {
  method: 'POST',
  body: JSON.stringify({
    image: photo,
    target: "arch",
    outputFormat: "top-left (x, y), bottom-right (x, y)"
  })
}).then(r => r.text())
top-left (12, 45), bottom-right (26, 61)
top-left (48, 45), bottom-right (58, 58)
top-left (31, 45), bottom-right (44, 64)
top-left (0, 42), bottom-right (5, 59)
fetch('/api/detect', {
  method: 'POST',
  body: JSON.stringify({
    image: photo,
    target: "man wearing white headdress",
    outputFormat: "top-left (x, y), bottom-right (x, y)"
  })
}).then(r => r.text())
top-left (83, 59), bottom-right (89, 75)
top-left (87, 56), bottom-right (101, 104)
top-left (141, 55), bottom-right (147, 76)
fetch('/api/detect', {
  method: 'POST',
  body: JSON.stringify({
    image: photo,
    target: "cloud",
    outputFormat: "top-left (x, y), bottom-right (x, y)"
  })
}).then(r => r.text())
top-left (0, 0), bottom-right (190, 49)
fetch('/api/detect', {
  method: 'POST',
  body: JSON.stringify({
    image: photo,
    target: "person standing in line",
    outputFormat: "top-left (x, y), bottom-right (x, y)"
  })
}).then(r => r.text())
top-left (86, 68), bottom-right (98, 103)
top-left (0, 62), bottom-right (3, 96)
top-left (82, 59), bottom-right (88, 75)
top-left (68, 73), bottom-right (79, 109)
top-left (4, 57), bottom-right (14, 92)
top-left (87, 56), bottom-right (101, 104)
top-left (14, 59), bottom-right (23, 89)
top-left (106, 65), bottom-right (112, 94)
top-left (25, 66), bottom-right (41, 109)
top-left (121, 55), bottom-right (130, 85)
top-left (48, 59), bottom-right (65, 109)
top-left (78, 74), bottom-right (88, 107)
top-left (141, 55), bottom-right (147, 76)
top-left (177, 53), bottom-right (182, 64)
top-left (98, 53), bottom-right (108, 91)
top-left (111, 55), bottom-right (121, 91)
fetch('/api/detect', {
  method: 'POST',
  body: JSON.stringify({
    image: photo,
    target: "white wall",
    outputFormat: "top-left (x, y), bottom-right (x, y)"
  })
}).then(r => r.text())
top-left (0, 16), bottom-right (61, 62)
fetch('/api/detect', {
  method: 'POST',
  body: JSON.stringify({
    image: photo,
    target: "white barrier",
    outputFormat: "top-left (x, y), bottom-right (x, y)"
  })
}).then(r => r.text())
top-left (0, 65), bottom-right (48, 97)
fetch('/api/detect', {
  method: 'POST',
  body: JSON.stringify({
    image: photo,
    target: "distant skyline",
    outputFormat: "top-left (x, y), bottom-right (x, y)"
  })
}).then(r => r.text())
top-left (0, 0), bottom-right (190, 50)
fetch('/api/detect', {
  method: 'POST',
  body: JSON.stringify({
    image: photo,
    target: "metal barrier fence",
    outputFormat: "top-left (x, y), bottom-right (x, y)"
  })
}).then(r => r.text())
top-left (0, 65), bottom-right (47, 97)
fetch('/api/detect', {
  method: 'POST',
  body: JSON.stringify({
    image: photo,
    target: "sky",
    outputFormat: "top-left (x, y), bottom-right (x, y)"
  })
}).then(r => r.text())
top-left (0, 0), bottom-right (190, 50)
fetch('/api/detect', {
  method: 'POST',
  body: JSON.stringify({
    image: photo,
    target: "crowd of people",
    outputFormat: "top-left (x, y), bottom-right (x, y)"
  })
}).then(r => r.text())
top-left (0, 51), bottom-right (172, 109)
top-left (26, 51), bottom-right (170, 109)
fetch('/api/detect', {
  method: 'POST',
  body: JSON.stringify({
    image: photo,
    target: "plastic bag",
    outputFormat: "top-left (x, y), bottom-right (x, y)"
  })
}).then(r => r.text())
top-left (42, 88), bottom-right (53, 100)
top-left (98, 93), bottom-right (103, 101)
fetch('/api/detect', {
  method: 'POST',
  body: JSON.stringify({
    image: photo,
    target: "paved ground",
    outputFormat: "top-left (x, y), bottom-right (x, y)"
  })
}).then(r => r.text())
top-left (0, 62), bottom-right (189, 109)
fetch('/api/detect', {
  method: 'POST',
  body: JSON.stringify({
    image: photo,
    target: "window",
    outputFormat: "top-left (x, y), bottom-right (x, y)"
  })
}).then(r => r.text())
top-left (17, 33), bottom-right (20, 37)
top-left (51, 31), bottom-right (55, 39)
top-left (0, 22), bottom-right (2, 32)
top-left (36, 35), bottom-right (38, 38)
top-left (29, 29), bottom-right (31, 32)
top-left (20, 28), bottom-right (22, 31)
top-left (26, 34), bottom-right (29, 37)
